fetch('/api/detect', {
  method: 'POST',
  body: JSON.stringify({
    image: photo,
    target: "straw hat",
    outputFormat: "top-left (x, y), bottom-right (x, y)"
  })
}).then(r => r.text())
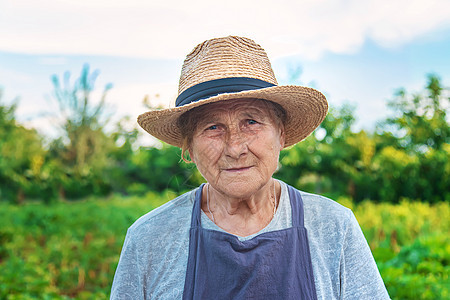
top-left (138, 36), bottom-right (328, 148)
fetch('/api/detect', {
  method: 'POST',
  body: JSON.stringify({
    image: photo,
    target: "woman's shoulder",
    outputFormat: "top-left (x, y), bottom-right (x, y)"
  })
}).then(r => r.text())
top-left (127, 188), bottom-right (197, 237)
top-left (279, 181), bottom-right (351, 217)
top-left (299, 190), bottom-right (352, 219)
top-left (280, 182), bottom-right (354, 232)
top-left (298, 190), bottom-right (356, 241)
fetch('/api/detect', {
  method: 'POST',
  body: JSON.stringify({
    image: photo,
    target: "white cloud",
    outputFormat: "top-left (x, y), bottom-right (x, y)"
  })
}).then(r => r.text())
top-left (1, 0), bottom-right (449, 60)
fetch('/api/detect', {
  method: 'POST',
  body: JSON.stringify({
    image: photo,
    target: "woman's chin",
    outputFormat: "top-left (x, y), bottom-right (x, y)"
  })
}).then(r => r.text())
top-left (211, 177), bottom-right (269, 200)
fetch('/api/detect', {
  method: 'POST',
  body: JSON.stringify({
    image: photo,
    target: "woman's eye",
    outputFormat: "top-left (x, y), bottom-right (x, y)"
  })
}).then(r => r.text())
top-left (206, 125), bottom-right (218, 130)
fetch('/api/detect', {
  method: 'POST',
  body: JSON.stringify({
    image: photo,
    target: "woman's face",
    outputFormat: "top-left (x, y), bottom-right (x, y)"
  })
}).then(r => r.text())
top-left (189, 99), bottom-right (285, 199)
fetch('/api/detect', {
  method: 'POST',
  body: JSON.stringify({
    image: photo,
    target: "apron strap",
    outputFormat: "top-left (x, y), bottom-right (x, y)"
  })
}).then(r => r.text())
top-left (287, 184), bottom-right (305, 227)
top-left (190, 183), bottom-right (205, 228)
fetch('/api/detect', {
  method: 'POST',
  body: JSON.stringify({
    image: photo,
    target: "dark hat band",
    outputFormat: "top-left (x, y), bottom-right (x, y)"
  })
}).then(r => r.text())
top-left (175, 77), bottom-right (276, 107)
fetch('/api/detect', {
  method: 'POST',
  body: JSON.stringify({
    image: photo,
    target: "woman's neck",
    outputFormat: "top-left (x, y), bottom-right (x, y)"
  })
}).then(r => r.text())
top-left (202, 179), bottom-right (280, 237)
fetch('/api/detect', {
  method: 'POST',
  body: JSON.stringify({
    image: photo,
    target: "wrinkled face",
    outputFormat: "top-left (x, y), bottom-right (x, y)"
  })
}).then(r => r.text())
top-left (189, 99), bottom-right (285, 199)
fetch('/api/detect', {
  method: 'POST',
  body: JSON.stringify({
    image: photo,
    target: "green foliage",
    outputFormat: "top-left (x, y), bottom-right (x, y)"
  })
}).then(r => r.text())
top-left (341, 198), bottom-right (449, 299)
top-left (378, 235), bottom-right (449, 299)
top-left (0, 90), bottom-right (47, 203)
top-left (1, 71), bottom-right (449, 204)
top-left (374, 74), bottom-right (449, 203)
top-left (0, 193), bottom-right (169, 299)
top-left (385, 74), bottom-right (449, 152)
top-left (352, 200), bottom-right (449, 252)
top-left (0, 196), bottom-right (448, 299)
top-left (277, 103), bottom-right (361, 198)
top-left (276, 74), bottom-right (449, 203)
top-left (339, 195), bottom-right (450, 300)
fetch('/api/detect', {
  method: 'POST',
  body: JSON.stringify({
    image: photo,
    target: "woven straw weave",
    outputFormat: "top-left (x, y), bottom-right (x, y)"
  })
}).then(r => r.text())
top-left (179, 36), bottom-right (277, 94)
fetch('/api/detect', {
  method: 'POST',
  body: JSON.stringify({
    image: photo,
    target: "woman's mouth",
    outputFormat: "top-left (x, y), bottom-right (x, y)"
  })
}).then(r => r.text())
top-left (224, 166), bottom-right (252, 172)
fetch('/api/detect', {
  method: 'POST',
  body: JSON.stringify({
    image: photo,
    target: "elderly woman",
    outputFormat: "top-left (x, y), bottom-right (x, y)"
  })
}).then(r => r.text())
top-left (111, 36), bottom-right (389, 299)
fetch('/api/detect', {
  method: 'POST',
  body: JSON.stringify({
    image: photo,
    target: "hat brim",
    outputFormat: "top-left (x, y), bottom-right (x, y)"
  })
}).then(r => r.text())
top-left (137, 85), bottom-right (328, 148)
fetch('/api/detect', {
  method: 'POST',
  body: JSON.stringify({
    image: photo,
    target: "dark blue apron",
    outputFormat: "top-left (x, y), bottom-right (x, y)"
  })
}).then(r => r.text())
top-left (183, 184), bottom-right (317, 300)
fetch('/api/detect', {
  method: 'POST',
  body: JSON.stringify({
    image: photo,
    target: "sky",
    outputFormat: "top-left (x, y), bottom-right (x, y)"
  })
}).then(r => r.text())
top-left (1, 0), bottom-right (450, 144)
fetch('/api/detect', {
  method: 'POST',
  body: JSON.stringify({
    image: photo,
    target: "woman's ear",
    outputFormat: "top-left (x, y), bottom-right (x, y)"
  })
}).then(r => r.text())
top-left (279, 128), bottom-right (286, 149)
top-left (188, 149), bottom-right (196, 163)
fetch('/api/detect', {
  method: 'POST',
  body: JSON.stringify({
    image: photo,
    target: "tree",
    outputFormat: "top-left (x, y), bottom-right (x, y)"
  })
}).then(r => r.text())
top-left (0, 89), bottom-right (46, 202)
top-left (277, 74), bottom-right (449, 203)
top-left (384, 74), bottom-right (449, 152)
top-left (48, 64), bottom-right (115, 198)
top-left (277, 104), bottom-right (359, 198)
top-left (374, 74), bottom-right (449, 202)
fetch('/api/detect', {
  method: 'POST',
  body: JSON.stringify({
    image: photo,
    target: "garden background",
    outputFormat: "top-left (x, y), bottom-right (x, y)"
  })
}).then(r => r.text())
top-left (0, 64), bottom-right (448, 299)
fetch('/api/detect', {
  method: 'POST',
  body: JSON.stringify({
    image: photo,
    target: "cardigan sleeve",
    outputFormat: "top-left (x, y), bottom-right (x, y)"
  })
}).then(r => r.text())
top-left (110, 229), bottom-right (144, 300)
top-left (339, 212), bottom-right (390, 299)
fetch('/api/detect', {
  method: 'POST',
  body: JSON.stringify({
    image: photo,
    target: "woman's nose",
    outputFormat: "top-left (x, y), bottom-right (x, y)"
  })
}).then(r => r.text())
top-left (224, 127), bottom-right (248, 158)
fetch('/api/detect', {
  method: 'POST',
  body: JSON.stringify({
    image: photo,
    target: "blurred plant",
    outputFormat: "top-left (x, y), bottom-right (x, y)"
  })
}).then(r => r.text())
top-left (278, 74), bottom-right (449, 203)
top-left (0, 89), bottom-right (47, 203)
top-left (374, 74), bottom-right (450, 203)
top-left (383, 73), bottom-right (449, 152)
top-left (277, 103), bottom-right (359, 198)
top-left (47, 64), bottom-right (116, 198)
